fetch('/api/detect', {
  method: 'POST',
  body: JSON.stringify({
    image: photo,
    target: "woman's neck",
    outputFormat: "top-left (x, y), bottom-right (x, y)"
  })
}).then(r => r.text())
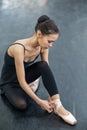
top-left (27, 34), bottom-right (39, 48)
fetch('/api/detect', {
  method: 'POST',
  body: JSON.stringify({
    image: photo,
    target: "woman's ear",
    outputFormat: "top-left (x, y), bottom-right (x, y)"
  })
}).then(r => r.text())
top-left (36, 30), bottom-right (42, 38)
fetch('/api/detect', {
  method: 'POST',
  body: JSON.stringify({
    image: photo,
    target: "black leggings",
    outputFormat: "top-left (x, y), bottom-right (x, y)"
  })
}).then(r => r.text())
top-left (3, 61), bottom-right (59, 110)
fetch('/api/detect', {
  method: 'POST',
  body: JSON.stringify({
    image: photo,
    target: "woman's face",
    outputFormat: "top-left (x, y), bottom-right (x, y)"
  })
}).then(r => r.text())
top-left (37, 31), bottom-right (59, 49)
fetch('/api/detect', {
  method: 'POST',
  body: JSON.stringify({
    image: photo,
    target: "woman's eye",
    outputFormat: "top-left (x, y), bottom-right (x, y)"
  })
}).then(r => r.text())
top-left (48, 40), bottom-right (52, 43)
top-left (48, 40), bottom-right (55, 43)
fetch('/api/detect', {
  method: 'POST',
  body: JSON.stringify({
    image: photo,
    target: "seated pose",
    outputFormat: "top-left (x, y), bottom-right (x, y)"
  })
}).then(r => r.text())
top-left (0, 15), bottom-right (77, 125)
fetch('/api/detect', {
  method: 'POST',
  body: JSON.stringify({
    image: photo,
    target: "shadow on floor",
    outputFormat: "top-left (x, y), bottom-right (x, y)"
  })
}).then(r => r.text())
top-left (0, 94), bottom-right (77, 130)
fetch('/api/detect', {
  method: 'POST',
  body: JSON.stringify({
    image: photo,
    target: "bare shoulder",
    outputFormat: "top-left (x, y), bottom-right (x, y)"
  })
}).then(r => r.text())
top-left (11, 44), bottom-right (25, 61)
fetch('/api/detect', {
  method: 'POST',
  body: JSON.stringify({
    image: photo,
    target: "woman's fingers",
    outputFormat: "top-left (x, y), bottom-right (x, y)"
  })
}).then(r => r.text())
top-left (40, 100), bottom-right (54, 113)
top-left (48, 108), bottom-right (53, 113)
top-left (47, 103), bottom-right (53, 113)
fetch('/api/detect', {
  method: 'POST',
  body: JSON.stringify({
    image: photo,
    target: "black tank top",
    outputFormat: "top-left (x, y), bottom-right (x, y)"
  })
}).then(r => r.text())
top-left (0, 43), bottom-right (39, 87)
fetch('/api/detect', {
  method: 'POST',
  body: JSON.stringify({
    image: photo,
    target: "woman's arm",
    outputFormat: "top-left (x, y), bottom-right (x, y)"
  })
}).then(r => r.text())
top-left (40, 48), bottom-right (49, 64)
top-left (13, 45), bottom-right (52, 112)
top-left (13, 45), bottom-right (41, 104)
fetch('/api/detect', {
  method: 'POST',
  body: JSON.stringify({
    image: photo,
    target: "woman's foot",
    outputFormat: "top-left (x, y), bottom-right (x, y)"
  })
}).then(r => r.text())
top-left (49, 98), bottom-right (77, 125)
top-left (29, 78), bottom-right (40, 92)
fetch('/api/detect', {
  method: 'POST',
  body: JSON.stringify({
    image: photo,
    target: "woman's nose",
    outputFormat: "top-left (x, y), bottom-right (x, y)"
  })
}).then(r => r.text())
top-left (49, 44), bottom-right (52, 47)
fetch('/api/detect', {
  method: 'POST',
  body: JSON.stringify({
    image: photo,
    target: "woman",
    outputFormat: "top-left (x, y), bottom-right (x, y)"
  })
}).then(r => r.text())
top-left (0, 15), bottom-right (77, 125)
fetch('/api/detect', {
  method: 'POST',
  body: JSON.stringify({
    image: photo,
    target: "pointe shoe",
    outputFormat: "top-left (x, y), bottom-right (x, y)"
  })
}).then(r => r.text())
top-left (51, 99), bottom-right (77, 125)
top-left (29, 78), bottom-right (40, 92)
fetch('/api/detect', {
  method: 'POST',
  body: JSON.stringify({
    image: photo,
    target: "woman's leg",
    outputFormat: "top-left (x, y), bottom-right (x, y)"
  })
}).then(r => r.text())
top-left (25, 61), bottom-right (77, 125)
top-left (25, 61), bottom-right (59, 96)
top-left (3, 85), bottom-right (29, 110)
top-left (2, 61), bottom-right (58, 110)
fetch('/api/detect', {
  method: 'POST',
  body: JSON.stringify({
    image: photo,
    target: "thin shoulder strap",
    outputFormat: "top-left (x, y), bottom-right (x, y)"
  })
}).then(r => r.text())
top-left (13, 43), bottom-right (29, 52)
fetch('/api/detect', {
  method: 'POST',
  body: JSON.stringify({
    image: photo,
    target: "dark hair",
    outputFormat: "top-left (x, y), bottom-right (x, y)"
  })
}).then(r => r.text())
top-left (35, 15), bottom-right (59, 35)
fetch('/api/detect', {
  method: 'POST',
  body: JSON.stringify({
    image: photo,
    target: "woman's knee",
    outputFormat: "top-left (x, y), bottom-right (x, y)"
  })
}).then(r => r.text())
top-left (4, 89), bottom-right (28, 110)
top-left (37, 61), bottom-right (49, 70)
top-left (15, 100), bottom-right (28, 110)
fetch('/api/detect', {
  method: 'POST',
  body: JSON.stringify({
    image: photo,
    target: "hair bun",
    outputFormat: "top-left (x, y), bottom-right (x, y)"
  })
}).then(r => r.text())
top-left (37, 15), bottom-right (50, 24)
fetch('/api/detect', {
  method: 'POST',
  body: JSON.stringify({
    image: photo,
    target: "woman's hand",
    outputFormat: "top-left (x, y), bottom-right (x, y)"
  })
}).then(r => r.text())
top-left (39, 99), bottom-right (54, 113)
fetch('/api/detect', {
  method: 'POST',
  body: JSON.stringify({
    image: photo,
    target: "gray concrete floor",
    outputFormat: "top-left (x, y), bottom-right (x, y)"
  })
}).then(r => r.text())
top-left (0, 0), bottom-right (87, 130)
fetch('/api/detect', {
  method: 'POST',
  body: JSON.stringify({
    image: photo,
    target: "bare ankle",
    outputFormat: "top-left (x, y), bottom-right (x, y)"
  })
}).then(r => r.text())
top-left (51, 94), bottom-right (60, 100)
